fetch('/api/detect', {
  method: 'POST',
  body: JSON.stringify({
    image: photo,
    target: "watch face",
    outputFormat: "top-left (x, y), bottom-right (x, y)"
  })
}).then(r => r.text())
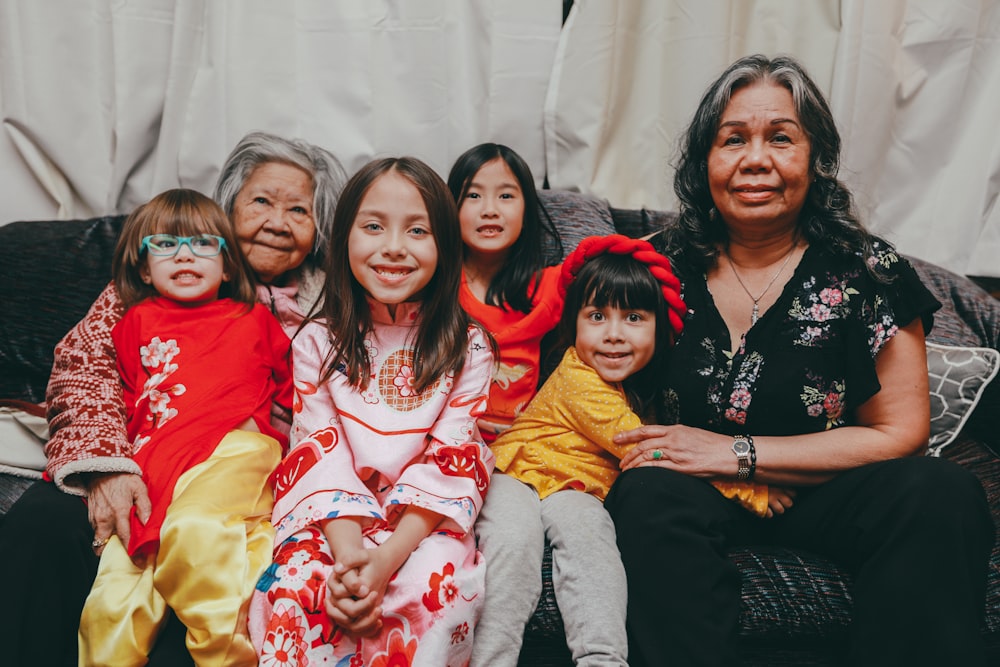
top-left (732, 439), bottom-right (750, 455)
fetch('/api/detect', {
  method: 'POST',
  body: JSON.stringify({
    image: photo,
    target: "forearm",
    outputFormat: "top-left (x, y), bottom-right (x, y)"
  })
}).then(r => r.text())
top-left (322, 517), bottom-right (366, 562)
top-left (378, 506), bottom-right (442, 573)
top-left (747, 425), bottom-right (926, 487)
top-left (44, 283), bottom-right (134, 491)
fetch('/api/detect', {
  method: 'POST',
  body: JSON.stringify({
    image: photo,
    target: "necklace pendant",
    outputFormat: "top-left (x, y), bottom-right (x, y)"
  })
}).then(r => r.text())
top-left (751, 301), bottom-right (760, 325)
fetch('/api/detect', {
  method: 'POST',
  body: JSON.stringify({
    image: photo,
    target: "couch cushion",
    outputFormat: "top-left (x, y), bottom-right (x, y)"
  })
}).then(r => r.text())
top-left (538, 190), bottom-right (616, 260)
top-left (0, 216), bottom-right (125, 403)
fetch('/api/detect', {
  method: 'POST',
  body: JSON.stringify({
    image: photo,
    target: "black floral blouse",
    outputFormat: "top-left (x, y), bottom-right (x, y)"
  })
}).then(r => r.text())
top-left (663, 239), bottom-right (940, 437)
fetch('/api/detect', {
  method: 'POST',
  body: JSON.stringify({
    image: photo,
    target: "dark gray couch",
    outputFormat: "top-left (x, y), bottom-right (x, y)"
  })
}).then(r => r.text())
top-left (1, 191), bottom-right (998, 665)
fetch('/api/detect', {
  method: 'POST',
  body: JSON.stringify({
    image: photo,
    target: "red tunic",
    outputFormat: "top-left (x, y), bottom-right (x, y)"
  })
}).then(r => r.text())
top-left (112, 297), bottom-right (291, 556)
top-left (458, 265), bottom-right (564, 442)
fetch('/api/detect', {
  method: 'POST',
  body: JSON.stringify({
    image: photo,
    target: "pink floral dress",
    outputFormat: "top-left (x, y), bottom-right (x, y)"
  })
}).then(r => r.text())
top-left (663, 238), bottom-right (939, 437)
top-left (249, 301), bottom-right (495, 667)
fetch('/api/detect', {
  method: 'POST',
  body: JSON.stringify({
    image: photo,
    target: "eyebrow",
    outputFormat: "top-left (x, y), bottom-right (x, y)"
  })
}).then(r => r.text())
top-left (467, 179), bottom-right (521, 191)
top-left (248, 185), bottom-right (311, 204)
top-left (718, 118), bottom-right (802, 130)
top-left (356, 209), bottom-right (429, 223)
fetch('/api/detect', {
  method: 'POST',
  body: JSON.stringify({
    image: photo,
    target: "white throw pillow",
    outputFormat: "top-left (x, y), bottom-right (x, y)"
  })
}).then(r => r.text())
top-left (926, 342), bottom-right (1000, 456)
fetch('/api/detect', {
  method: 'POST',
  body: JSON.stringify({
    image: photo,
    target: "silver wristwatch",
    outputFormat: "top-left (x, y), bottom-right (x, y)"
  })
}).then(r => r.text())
top-left (732, 435), bottom-right (752, 481)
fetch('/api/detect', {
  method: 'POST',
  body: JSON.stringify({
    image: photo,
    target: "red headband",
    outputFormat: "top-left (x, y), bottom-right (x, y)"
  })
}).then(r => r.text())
top-left (560, 234), bottom-right (686, 336)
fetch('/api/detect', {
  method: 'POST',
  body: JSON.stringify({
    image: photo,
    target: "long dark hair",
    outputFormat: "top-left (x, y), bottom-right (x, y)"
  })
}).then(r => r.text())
top-left (316, 157), bottom-right (470, 392)
top-left (668, 54), bottom-right (880, 277)
top-left (558, 254), bottom-right (671, 420)
top-left (447, 143), bottom-right (562, 312)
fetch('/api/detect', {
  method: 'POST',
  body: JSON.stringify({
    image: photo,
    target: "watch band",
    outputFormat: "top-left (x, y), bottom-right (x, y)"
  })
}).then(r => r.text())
top-left (732, 435), bottom-right (754, 482)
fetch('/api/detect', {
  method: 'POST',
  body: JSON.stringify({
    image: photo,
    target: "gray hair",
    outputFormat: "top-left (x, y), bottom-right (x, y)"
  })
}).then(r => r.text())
top-left (670, 54), bottom-right (874, 270)
top-left (213, 131), bottom-right (348, 267)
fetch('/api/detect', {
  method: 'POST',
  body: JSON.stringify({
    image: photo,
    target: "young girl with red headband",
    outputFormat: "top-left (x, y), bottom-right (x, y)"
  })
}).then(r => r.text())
top-left (487, 235), bottom-right (779, 665)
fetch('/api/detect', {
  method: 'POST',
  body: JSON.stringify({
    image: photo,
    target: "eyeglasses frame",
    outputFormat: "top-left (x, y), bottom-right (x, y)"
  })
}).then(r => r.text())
top-left (140, 234), bottom-right (228, 258)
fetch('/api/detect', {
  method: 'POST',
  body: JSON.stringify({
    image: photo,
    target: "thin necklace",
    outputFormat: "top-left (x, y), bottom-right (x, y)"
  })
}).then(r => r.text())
top-left (726, 241), bottom-right (797, 326)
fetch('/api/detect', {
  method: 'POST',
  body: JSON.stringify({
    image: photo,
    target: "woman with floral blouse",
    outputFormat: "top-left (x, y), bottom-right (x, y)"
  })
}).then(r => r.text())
top-left (606, 54), bottom-right (994, 667)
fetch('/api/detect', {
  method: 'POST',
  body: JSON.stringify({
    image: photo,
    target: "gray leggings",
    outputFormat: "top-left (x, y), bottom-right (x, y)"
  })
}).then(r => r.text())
top-left (472, 472), bottom-right (628, 667)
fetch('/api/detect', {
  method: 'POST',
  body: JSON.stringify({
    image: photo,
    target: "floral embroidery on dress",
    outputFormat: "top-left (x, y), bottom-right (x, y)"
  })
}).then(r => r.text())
top-left (723, 351), bottom-right (764, 425)
top-left (789, 275), bottom-right (858, 347)
top-left (800, 375), bottom-right (847, 429)
top-left (136, 336), bottom-right (186, 433)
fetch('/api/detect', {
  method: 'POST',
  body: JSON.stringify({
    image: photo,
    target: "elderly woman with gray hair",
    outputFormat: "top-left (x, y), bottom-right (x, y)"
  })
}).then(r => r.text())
top-left (606, 55), bottom-right (994, 666)
top-left (0, 131), bottom-right (347, 665)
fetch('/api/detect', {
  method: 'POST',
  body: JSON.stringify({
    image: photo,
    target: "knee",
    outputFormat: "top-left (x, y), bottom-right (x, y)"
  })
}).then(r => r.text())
top-left (476, 510), bottom-right (544, 564)
top-left (878, 457), bottom-right (993, 541)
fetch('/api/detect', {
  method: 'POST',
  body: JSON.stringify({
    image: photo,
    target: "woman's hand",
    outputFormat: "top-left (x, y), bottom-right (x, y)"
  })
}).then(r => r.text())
top-left (616, 424), bottom-right (733, 476)
top-left (86, 472), bottom-right (152, 554)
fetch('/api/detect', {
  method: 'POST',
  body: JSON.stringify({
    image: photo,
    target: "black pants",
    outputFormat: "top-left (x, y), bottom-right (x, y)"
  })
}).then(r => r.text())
top-left (0, 480), bottom-right (193, 667)
top-left (604, 457), bottom-right (994, 667)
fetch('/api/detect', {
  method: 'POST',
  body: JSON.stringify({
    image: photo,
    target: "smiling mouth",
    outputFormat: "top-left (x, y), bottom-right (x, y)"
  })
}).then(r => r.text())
top-left (476, 225), bottom-right (504, 236)
top-left (373, 266), bottom-right (413, 281)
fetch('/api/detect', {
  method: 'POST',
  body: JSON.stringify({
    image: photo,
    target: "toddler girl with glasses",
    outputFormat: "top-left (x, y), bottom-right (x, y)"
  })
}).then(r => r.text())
top-left (78, 188), bottom-right (292, 666)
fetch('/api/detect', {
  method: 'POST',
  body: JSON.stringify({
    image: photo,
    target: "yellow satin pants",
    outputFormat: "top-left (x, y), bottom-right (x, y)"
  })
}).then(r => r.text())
top-left (79, 430), bottom-right (280, 667)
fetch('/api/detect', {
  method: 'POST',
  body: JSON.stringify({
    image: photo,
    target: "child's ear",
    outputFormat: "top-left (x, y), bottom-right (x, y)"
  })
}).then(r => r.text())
top-left (140, 265), bottom-right (152, 285)
top-left (222, 271), bottom-right (230, 282)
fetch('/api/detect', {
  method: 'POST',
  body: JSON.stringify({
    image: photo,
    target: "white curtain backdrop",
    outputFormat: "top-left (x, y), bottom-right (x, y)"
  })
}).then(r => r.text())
top-left (0, 0), bottom-right (562, 220)
top-left (2, 0), bottom-right (998, 277)
top-left (545, 0), bottom-right (1000, 278)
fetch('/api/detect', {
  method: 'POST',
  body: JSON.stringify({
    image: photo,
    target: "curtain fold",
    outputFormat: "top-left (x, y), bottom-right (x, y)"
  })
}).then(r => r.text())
top-left (544, 0), bottom-right (1000, 277)
top-left (0, 0), bottom-right (561, 220)
top-left (2, 0), bottom-right (997, 277)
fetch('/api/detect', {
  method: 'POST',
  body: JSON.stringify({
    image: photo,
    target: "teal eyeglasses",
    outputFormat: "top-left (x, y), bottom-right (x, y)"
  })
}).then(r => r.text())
top-left (140, 234), bottom-right (227, 258)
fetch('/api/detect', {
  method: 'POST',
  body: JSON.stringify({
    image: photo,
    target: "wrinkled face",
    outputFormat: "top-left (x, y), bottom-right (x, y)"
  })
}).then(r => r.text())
top-left (348, 170), bottom-right (439, 309)
top-left (708, 82), bottom-right (812, 236)
top-left (458, 158), bottom-right (525, 261)
top-left (574, 304), bottom-right (657, 384)
top-left (141, 244), bottom-right (227, 306)
top-left (232, 162), bottom-right (316, 283)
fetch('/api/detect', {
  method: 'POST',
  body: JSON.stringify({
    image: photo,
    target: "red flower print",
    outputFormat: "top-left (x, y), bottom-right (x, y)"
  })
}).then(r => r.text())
top-left (451, 622), bottom-right (469, 644)
top-left (819, 288), bottom-right (843, 306)
top-left (434, 443), bottom-right (490, 492)
top-left (724, 407), bottom-right (747, 425)
top-left (393, 365), bottom-right (417, 398)
top-left (730, 387), bottom-right (751, 410)
top-left (823, 392), bottom-right (843, 420)
top-left (273, 531), bottom-right (333, 569)
top-left (368, 625), bottom-right (419, 667)
top-left (260, 604), bottom-right (306, 667)
top-left (422, 562), bottom-right (458, 613)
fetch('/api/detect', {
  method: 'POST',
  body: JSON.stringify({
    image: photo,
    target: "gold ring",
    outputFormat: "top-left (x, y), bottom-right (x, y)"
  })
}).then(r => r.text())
top-left (652, 450), bottom-right (663, 460)
top-left (92, 537), bottom-right (110, 549)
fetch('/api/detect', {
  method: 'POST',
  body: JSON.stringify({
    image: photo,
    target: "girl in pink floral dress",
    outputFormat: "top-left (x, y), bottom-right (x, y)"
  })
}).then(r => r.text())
top-left (249, 157), bottom-right (495, 667)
